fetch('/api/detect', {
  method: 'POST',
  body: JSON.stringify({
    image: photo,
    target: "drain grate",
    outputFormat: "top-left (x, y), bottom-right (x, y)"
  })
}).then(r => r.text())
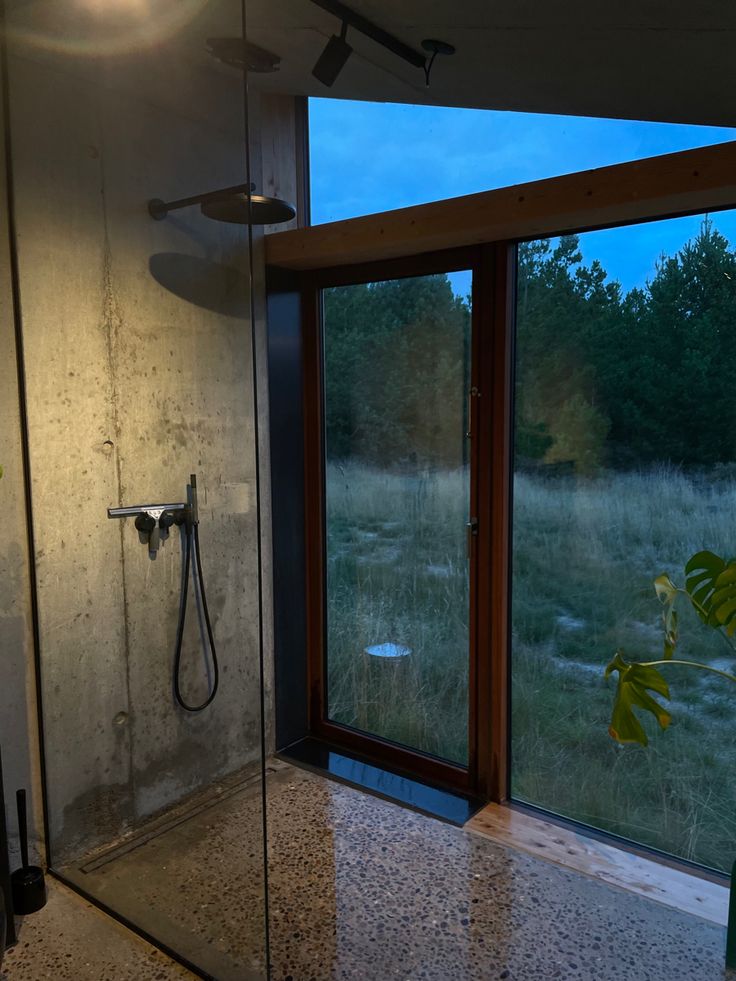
top-left (77, 764), bottom-right (277, 874)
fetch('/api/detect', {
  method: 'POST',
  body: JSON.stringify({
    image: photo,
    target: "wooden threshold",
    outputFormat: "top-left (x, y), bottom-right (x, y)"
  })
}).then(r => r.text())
top-left (466, 802), bottom-right (728, 927)
top-left (265, 140), bottom-right (736, 271)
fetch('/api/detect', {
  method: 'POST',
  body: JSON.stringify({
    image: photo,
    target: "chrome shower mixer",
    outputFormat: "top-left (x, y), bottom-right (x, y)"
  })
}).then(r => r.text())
top-left (107, 477), bottom-right (198, 559)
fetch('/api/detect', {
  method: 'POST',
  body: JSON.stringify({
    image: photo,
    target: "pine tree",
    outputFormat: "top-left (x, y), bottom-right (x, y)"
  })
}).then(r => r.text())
top-left (611, 218), bottom-right (736, 465)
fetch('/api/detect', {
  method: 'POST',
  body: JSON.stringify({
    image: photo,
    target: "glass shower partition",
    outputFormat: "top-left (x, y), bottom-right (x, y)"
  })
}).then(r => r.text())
top-left (2, 0), bottom-right (269, 976)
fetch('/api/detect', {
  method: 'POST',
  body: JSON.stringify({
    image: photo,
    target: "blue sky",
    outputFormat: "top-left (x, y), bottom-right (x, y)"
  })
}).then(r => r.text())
top-left (309, 98), bottom-right (736, 294)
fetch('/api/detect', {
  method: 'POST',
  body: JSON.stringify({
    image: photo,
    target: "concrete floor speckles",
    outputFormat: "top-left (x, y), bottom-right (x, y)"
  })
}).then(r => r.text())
top-left (1, 878), bottom-right (194, 980)
top-left (265, 768), bottom-right (730, 981)
top-left (48, 763), bottom-right (733, 981)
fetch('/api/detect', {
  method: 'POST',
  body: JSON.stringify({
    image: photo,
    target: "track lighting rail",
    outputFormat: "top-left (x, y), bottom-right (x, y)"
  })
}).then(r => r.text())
top-left (309, 0), bottom-right (426, 69)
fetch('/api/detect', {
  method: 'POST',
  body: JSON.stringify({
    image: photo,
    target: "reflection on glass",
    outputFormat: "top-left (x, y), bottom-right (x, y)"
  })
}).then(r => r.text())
top-left (4, 0), bottom-right (268, 974)
top-left (323, 273), bottom-right (471, 765)
top-left (511, 215), bottom-right (736, 871)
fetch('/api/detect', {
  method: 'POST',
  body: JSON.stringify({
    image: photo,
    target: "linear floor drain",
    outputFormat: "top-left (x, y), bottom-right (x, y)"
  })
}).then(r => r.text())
top-left (77, 765), bottom-right (275, 874)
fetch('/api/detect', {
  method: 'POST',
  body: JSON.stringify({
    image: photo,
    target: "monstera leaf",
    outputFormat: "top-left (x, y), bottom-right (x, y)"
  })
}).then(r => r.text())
top-left (603, 551), bottom-right (736, 747)
top-left (605, 653), bottom-right (671, 746)
top-left (685, 550), bottom-right (736, 636)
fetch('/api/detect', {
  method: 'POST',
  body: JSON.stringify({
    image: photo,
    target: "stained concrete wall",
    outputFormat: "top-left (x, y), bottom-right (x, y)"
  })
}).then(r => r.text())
top-left (1, 0), bottom-right (280, 864)
top-left (0, 32), bottom-right (43, 868)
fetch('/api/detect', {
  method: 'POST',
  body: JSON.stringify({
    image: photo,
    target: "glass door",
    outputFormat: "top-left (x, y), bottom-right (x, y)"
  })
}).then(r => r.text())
top-left (317, 266), bottom-right (475, 772)
top-left (3, 0), bottom-right (269, 976)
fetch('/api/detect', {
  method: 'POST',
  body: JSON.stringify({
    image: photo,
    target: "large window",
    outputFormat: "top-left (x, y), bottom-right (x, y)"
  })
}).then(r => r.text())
top-left (304, 110), bottom-right (736, 868)
top-left (309, 98), bottom-right (736, 225)
top-left (511, 211), bottom-right (736, 871)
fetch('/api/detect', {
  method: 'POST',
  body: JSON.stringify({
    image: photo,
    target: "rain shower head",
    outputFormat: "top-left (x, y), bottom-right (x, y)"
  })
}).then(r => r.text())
top-left (206, 37), bottom-right (281, 73)
top-left (201, 192), bottom-right (296, 225)
top-left (148, 183), bottom-right (296, 226)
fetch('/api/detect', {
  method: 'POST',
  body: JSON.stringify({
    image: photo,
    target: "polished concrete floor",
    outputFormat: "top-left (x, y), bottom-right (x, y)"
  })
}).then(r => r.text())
top-left (1, 878), bottom-right (192, 980)
top-left (49, 761), bottom-right (730, 980)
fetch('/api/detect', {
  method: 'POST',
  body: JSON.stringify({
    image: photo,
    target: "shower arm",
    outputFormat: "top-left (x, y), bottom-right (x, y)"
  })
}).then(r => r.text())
top-left (148, 183), bottom-right (255, 220)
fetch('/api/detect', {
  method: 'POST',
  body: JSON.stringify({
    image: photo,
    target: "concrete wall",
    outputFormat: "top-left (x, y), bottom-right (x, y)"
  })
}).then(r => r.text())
top-left (0, 0), bottom-right (281, 865)
top-left (0, 31), bottom-right (44, 869)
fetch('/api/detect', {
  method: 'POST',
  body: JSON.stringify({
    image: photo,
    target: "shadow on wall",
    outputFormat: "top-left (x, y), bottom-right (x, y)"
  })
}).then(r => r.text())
top-left (149, 253), bottom-right (248, 317)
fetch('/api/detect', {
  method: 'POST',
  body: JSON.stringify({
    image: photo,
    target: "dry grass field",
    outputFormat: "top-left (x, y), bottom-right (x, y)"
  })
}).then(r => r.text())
top-left (326, 461), bottom-right (736, 871)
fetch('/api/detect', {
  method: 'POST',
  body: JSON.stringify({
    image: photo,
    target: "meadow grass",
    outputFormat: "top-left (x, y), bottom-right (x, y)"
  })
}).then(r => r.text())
top-left (512, 467), bottom-right (736, 871)
top-left (326, 463), bottom-right (470, 764)
top-left (326, 461), bottom-right (736, 871)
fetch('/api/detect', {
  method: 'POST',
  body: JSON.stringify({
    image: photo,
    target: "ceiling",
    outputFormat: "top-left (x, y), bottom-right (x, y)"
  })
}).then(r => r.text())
top-left (246, 0), bottom-right (736, 127)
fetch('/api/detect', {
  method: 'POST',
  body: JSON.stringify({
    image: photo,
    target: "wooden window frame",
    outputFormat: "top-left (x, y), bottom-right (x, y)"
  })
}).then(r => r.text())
top-left (268, 139), bottom-right (736, 804)
top-left (301, 246), bottom-right (513, 794)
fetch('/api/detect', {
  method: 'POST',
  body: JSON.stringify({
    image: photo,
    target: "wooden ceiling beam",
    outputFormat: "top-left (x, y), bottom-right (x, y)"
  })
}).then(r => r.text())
top-left (264, 140), bottom-right (736, 270)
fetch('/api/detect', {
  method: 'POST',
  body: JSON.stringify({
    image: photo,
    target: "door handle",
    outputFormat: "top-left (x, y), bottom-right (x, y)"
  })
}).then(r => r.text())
top-left (465, 386), bottom-right (479, 439)
top-left (466, 517), bottom-right (478, 556)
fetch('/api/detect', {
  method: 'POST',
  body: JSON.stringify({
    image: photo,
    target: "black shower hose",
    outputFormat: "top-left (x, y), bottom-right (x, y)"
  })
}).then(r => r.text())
top-left (173, 520), bottom-right (219, 712)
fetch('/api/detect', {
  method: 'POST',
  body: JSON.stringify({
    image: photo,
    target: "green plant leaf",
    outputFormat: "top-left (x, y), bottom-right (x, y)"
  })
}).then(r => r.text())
top-left (685, 550), bottom-right (736, 634)
top-left (663, 608), bottom-right (678, 658)
top-left (685, 549), bottom-right (727, 622)
top-left (604, 652), bottom-right (671, 746)
top-left (654, 573), bottom-right (678, 658)
top-left (654, 573), bottom-right (677, 605)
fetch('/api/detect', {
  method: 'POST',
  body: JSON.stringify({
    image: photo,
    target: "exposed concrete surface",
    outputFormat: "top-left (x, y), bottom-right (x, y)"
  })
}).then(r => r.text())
top-left (55, 763), bottom-right (731, 981)
top-left (1, 878), bottom-right (195, 980)
top-left (2, 0), bottom-right (273, 864)
top-left (247, 0), bottom-right (736, 127)
top-left (0, 28), bottom-right (43, 868)
top-left (61, 759), bottom-right (271, 980)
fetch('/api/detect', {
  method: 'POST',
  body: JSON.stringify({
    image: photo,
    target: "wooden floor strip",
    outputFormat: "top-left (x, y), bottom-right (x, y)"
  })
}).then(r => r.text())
top-left (466, 803), bottom-right (728, 926)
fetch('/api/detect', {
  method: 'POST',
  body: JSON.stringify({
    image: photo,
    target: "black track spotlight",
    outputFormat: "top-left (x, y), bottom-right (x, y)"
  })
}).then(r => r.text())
top-left (312, 21), bottom-right (352, 87)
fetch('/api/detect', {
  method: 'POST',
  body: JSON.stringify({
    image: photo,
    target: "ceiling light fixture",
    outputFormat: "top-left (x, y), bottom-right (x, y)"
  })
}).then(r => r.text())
top-left (308, 0), bottom-right (453, 88)
top-left (312, 20), bottom-right (353, 87)
top-left (421, 38), bottom-right (456, 87)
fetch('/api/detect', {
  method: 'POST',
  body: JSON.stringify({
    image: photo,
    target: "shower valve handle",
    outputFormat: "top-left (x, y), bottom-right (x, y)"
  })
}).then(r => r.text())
top-left (159, 511), bottom-right (176, 543)
top-left (134, 511), bottom-right (162, 558)
top-left (147, 522), bottom-right (161, 559)
top-left (135, 512), bottom-right (156, 545)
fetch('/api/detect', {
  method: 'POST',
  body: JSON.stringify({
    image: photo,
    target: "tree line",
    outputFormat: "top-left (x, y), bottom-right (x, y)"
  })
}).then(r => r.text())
top-left (323, 218), bottom-right (736, 473)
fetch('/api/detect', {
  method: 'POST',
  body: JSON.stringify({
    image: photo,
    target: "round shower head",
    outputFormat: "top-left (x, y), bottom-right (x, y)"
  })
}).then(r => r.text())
top-left (200, 193), bottom-right (296, 226)
top-left (206, 37), bottom-right (281, 73)
top-left (148, 184), bottom-right (296, 226)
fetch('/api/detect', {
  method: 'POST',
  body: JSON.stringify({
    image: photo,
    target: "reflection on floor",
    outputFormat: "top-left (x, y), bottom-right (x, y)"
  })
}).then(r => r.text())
top-left (64, 762), bottom-right (727, 981)
top-left (60, 761), bottom-right (269, 981)
top-left (468, 801), bottom-right (729, 925)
